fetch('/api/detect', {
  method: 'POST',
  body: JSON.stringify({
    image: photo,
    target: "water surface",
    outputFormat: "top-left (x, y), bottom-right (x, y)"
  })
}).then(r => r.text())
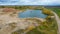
top-left (18, 10), bottom-right (47, 18)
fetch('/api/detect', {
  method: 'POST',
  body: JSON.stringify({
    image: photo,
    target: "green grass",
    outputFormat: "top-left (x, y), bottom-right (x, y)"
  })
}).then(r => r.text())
top-left (47, 8), bottom-right (60, 18)
top-left (26, 18), bottom-right (58, 34)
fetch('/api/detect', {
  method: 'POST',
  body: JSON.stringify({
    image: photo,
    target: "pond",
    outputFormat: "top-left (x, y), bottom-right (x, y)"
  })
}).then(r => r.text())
top-left (18, 10), bottom-right (47, 18)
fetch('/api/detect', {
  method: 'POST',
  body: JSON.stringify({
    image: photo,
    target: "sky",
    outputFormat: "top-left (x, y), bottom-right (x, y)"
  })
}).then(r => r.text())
top-left (0, 0), bottom-right (60, 6)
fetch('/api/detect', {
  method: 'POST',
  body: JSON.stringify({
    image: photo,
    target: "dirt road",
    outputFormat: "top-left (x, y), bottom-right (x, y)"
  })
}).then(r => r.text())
top-left (52, 11), bottom-right (60, 34)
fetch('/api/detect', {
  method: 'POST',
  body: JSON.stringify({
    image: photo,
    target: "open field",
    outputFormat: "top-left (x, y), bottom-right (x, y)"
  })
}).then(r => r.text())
top-left (45, 6), bottom-right (60, 18)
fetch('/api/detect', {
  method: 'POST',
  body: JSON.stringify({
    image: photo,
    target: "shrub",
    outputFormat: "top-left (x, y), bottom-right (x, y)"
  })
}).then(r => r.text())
top-left (42, 8), bottom-right (53, 15)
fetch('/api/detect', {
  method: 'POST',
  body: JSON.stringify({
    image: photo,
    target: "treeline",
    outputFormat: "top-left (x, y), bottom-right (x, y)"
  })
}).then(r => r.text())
top-left (0, 6), bottom-right (42, 10)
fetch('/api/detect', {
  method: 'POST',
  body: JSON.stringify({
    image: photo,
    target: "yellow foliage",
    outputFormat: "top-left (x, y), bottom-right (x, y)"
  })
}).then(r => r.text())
top-left (46, 16), bottom-right (51, 19)
top-left (28, 25), bottom-right (35, 30)
top-left (24, 25), bottom-right (35, 33)
top-left (12, 32), bottom-right (18, 34)
top-left (42, 8), bottom-right (53, 15)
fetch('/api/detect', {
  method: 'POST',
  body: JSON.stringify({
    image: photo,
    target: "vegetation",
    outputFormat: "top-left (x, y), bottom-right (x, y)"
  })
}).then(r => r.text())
top-left (9, 22), bottom-right (17, 29)
top-left (0, 6), bottom-right (42, 10)
top-left (42, 7), bottom-right (54, 16)
top-left (11, 18), bottom-right (58, 34)
top-left (12, 29), bottom-right (24, 34)
top-left (46, 8), bottom-right (60, 18)
top-left (0, 6), bottom-right (58, 34)
top-left (26, 16), bottom-right (58, 34)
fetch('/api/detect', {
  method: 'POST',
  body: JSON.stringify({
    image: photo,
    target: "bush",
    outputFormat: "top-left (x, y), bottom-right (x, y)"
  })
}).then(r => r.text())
top-left (42, 8), bottom-right (53, 15)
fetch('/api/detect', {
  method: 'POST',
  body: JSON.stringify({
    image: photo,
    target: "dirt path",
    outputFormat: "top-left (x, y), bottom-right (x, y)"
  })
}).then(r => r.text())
top-left (52, 11), bottom-right (60, 34)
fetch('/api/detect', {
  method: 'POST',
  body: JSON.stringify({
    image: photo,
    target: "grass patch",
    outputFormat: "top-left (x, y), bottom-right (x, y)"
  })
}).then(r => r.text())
top-left (47, 8), bottom-right (60, 18)
top-left (26, 18), bottom-right (58, 34)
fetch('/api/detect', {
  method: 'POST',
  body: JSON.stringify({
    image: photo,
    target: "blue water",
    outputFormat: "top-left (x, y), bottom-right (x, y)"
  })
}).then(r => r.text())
top-left (18, 10), bottom-right (47, 18)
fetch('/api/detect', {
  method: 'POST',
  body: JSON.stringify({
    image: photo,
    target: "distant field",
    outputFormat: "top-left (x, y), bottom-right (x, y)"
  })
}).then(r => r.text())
top-left (46, 7), bottom-right (60, 18)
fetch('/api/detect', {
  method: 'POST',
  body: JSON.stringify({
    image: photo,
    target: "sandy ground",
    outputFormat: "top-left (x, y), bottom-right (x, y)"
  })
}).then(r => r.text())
top-left (0, 12), bottom-right (45, 34)
top-left (0, 8), bottom-right (60, 34)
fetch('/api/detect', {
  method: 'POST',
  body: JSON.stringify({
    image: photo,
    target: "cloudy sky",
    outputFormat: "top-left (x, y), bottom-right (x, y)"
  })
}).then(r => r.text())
top-left (0, 0), bottom-right (60, 5)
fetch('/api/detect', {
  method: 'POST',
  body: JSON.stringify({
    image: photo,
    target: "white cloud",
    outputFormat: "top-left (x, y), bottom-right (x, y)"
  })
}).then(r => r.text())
top-left (17, 0), bottom-right (60, 5)
top-left (0, 0), bottom-right (60, 5)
